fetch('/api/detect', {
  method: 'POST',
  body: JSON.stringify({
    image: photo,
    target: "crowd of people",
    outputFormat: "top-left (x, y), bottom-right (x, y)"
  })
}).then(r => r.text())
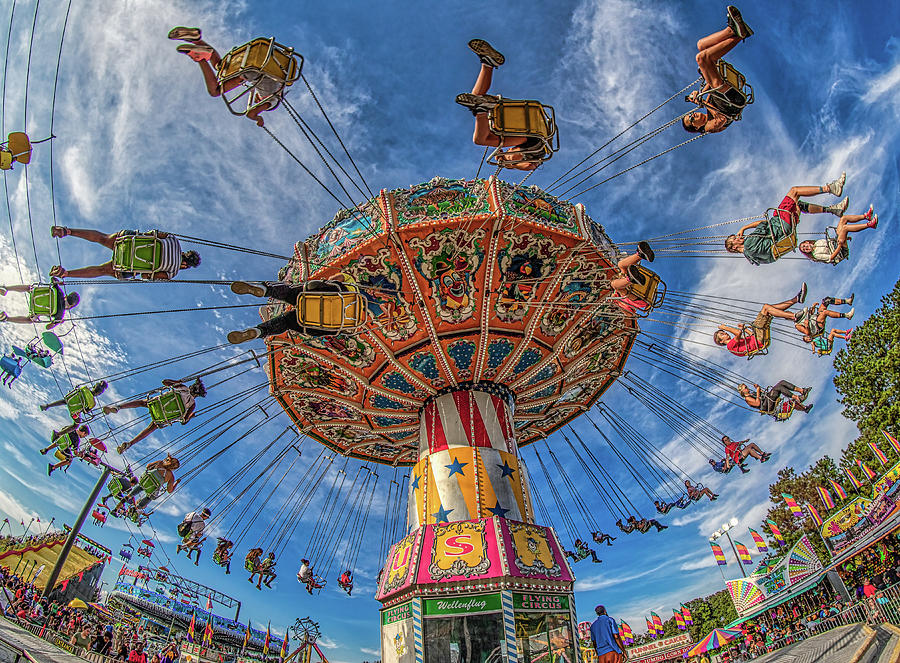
top-left (0, 531), bottom-right (66, 554)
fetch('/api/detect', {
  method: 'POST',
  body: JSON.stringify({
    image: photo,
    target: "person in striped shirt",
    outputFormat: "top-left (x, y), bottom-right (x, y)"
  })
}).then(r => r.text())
top-left (47, 226), bottom-right (200, 280)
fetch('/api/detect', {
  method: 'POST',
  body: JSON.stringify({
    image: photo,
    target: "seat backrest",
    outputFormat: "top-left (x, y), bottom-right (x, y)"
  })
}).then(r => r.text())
top-left (7, 132), bottom-right (31, 164)
top-left (489, 100), bottom-right (555, 139)
top-left (28, 286), bottom-right (59, 318)
top-left (66, 386), bottom-right (95, 416)
top-left (217, 38), bottom-right (300, 87)
top-left (628, 265), bottom-right (665, 310)
top-left (766, 209), bottom-right (798, 260)
top-left (139, 469), bottom-right (163, 495)
top-left (774, 400), bottom-right (795, 421)
top-left (108, 476), bottom-right (124, 496)
top-left (717, 61), bottom-right (746, 92)
top-left (112, 234), bottom-right (163, 274)
top-left (0, 150), bottom-right (12, 170)
top-left (296, 290), bottom-right (365, 333)
top-left (147, 389), bottom-right (187, 425)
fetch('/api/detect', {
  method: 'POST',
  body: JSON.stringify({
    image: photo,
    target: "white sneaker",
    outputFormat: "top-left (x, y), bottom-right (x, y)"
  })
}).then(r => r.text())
top-left (827, 172), bottom-right (846, 196)
top-left (845, 307), bottom-right (855, 320)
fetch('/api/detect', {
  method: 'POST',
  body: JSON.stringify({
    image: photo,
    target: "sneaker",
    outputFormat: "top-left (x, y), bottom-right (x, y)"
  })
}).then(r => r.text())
top-left (805, 403), bottom-right (815, 414)
top-left (868, 213), bottom-right (878, 230)
top-left (827, 172), bottom-right (846, 197)
top-left (846, 329), bottom-right (854, 341)
top-left (47, 464), bottom-right (53, 477)
top-left (845, 307), bottom-right (854, 320)
top-left (864, 204), bottom-right (874, 221)
top-left (726, 6), bottom-right (754, 40)
top-left (49, 265), bottom-right (66, 278)
top-left (0, 286), bottom-right (5, 296)
top-left (50, 226), bottom-right (69, 238)
top-left (0, 311), bottom-right (7, 322)
top-left (711, 494), bottom-right (719, 501)
top-left (102, 405), bottom-right (119, 414)
top-left (230, 281), bottom-right (267, 298)
top-left (826, 196), bottom-right (849, 217)
top-left (800, 387), bottom-right (812, 402)
top-left (761, 453), bottom-right (772, 463)
top-left (740, 465), bottom-right (750, 474)
top-left (797, 282), bottom-right (808, 304)
top-left (176, 43), bottom-right (213, 62)
top-left (228, 328), bottom-right (262, 344)
top-left (167, 26), bottom-right (202, 42)
top-left (455, 93), bottom-right (499, 114)
top-left (637, 241), bottom-right (655, 263)
top-left (657, 524), bottom-right (669, 531)
top-left (846, 293), bottom-right (855, 305)
top-left (627, 264), bottom-right (647, 286)
top-left (467, 39), bottom-right (505, 68)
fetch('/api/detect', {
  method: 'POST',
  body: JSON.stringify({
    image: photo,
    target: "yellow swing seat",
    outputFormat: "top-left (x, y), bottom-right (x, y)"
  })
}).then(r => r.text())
top-left (295, 281), bottom-right (367, 335)
top-left (738, 323), bottom-right (770, 359)
top-left (626, 264), bottom-right (666, 317)
top-left (764, 207), bottom-right (799, 261)
top-left (0, 151), bottom-right (11, 170)
top-left (65, 386), bottom-right (97, 419)
top-left (216, 37), bottom-right (303, 117)
top-left (28, 285), bottom-right (60, 321)
top-left (112, 231), bottom-right (165, 277)
top-left (760, 396), bottom-right (795, 421)
top-left (486, 97), bottom-right (559, 168)
top-left (699, 61), bottom-right (754, 121)
top-left (147, 387), bottom-right (188, 426)
top-left (7, 132), bottom-right (31, 164)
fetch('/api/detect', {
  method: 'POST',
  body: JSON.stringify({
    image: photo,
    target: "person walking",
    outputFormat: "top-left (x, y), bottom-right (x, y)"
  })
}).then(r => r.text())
top-left (590, 604), bottom-right (627, 663)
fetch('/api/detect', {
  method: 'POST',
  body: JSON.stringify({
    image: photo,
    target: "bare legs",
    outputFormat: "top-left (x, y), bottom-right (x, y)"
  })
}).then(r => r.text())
top-left (106, 399), bottom-right (158, 453)
top-left (836, 209), bottom-right (876, 243)
top-left (469, 64), bottom-right (525, 149)
top-left (696, 27), bottom-right (741, 88)
top-left (760, 299), bottom-right (801, 321)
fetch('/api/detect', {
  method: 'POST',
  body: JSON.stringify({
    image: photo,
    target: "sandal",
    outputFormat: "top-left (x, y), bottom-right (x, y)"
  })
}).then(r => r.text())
top-left (50, 226), bottom-right (70, 238)
top-left (176, 43), bottom-right (213, 62)
top-left (167, 26), bottom-right (202, 42)
top-left (49, 265), bottom-right (67, 278)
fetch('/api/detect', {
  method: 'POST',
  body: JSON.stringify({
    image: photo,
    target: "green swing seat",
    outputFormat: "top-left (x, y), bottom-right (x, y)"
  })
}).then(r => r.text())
top-left (65, 386), bottom-right (97, 418)
top-left (138, 469), bottom-right (165, 500)
top-left (147, 388), bottom-right (188, 426)
top-left (112, 232), bottom-right (165, 277)
top-left (28, 286), bottom-right (59, 321)
top-left (108, 475), bottom-right (126, 498)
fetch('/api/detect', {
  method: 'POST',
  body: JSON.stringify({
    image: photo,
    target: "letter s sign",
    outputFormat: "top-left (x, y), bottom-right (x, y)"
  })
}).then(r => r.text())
top-left (444, 535), bottom-right (475, 556)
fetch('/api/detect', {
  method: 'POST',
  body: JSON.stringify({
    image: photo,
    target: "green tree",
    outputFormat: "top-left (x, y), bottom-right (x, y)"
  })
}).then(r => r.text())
top-left (833, 278), bottom-right (900, 435)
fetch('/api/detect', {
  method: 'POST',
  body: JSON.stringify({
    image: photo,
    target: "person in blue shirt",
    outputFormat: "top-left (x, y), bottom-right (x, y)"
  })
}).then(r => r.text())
top-left (590, 605), bottom-right (627, 662)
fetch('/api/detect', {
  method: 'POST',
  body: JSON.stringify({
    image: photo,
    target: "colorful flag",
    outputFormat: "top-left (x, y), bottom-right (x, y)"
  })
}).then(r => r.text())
top-left (857, 459), bottom-right (877, 480)
top-left (808, 503), bottom-right (823, 527)
top-left (187, 611), bottom-right (196, 643)
top-left (845, 467), bottom-right (863, 490)
top-left (202, 615), bottom-right (213, 647)
top-left (782, 493), bottom-right (804, 518)
top-left (206, 594), bottom-right (212, 611)
top-left (710, 541), bottom-right (727, 565)
top-left (883, 431), bottom-right (900, 454)
top-left (829, 479), bottom-right (847, 500)
top-left (748, 528), bottom-right (768, 553)
top-left (868, 442), bottom-right (889, 466)
top-left (620, 621), bottom-right (634, 641)
top-left (766, 519), bottom-right (785, 546)
top-left (681, 605), bottom-right (693, 625)
top-left (241, 621), bottom-right (251, 654)
top-left (263, 622), bottom-right (271, 655)
top-left (674, 610), bottom-right (686, 630)
top-left (646, 618), bottom-right (656, 638)
top-left (816, 486), bottom-right (835, 509)
top-left (651, 612), bottom-right (663, 634)
top-left (734, 541), bottom-right (753, 564)
top-left (280, 630), bottom-right (289, 658)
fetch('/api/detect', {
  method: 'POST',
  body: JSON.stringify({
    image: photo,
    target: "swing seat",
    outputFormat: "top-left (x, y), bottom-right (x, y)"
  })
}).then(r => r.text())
top-left (112, 232), bottom-right (164, 277)
top-left (138, 469), bottom-right (164, 499)
top-left (738, 324), bottom-right (770, 359)
top-left (701, 61), bottom-right (753, 121)
top-left (763, 207), bottom-right (798, 260)
top-left (485, 98), bottom-right (559, 167)
top-left (245, 559), bottom-right (258, 573)
top-left (65, 386), bottom-right (97, 419)
top-left (0, 150), bottom-right (11, 170)
top-left (28, 285), bottom-right (59, 320)
top-left (295, 282), bottom-right (367, 334)
top-left (812, 335), bottom-right (833, 356)
top-left (824, 227), bottom-right (849, 265)
top-left (54, 449), bottom-right (67, 462)
top-left (7, 132), bottom-right (31, 164)
top-left (627, 265), bottom-right (666, 317)
top-left (147, 388), bottom-right (188, 426)
top-left (108, 476), bottom-right (126, 497)
top-left (774, 399), bottom-right (795, 421)
top-left (216, 37), bottom-right (303, 116)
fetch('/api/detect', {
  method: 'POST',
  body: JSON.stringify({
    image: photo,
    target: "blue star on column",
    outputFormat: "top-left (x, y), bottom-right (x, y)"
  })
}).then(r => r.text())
top-left (410, 473), bottom-right (421, 490)
top-left (445, 457), bottom-right (468, 477)
top-left (487, 501), bottom-right (510, 518)
top-left (497, 460), bottom-right (516, 478)
top-left (432, 504), bottom-right (454, 523)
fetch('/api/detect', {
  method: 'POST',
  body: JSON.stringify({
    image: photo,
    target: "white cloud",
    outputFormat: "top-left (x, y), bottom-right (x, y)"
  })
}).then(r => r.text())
top-left (0, 488), bottom-right (39, 524)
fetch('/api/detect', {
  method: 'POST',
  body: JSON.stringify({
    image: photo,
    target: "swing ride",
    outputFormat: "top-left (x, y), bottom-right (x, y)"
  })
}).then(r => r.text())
top-left (0, 3), bottom-right (884, 660)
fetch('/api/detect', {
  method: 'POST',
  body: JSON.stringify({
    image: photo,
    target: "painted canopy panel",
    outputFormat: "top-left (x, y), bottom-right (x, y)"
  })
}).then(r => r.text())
top-left (266, 176), bottom-right (635, 465)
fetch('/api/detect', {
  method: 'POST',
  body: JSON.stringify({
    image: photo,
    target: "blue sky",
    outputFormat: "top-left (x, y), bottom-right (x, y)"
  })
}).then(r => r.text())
top-left (1, 0), bottom-right (899, 659)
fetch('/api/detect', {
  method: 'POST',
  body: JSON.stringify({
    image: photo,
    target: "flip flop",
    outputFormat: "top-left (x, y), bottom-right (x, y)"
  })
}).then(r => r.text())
top-left (167, 27), bottom-right (202, 42)
top-left (50, 226), bottom-right (70, 238)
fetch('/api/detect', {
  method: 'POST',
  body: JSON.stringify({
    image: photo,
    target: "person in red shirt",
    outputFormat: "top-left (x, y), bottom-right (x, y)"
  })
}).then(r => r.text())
top-left (128, 641), bottom-right (148, 663)
top-left (721, 436), bottom-right (771, 473)
top-left (610, 242), bottom-right (656, 315)
top-left (714, 283), bottom-right (807, 356)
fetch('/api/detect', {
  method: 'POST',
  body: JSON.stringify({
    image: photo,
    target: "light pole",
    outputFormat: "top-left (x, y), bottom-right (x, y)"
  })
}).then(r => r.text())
top-left (710, 517), bottom-right (747, 578)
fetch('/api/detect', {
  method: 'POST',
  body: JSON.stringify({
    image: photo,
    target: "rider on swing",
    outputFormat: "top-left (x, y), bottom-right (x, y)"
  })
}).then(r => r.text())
top-left (799, 205), bottom-right (878, 264)
top-left (0, 282), bottom-right (79, 329)
top-left (213, 538), bottom-right (234, 574)
top-left (564, 539), bottom-right (602, 564)
top-left (338, 569), bottom-right (353, 596)
top-left (739, 382), bottom-right (813, 415)
top-left (721, 435), bottom-right (771, 473)
top-left (40, 381), bottom-right (108, 416)
top-left (793, 295), bottom-right (855, 345)
top-left (591, 531), bottom-right (616, 547)
top-left (43, 424), bottom-right (90, 476)
top-left (683, 6), bottom-right (753, 134)
top-left (610, 242), bottom-right (655, 314)
top-left (297, 558), bottom-right (324, 594)
top-left (49, 227), bottom-right (200, 280)
top-left (617, 516), bottom-right (668, 534)
top-left (685, 480), bottom-right (718, 502)
top-left (254, 552), bottom-right (277, 590)
top-left (713, 283), bottom-right (807, 357)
